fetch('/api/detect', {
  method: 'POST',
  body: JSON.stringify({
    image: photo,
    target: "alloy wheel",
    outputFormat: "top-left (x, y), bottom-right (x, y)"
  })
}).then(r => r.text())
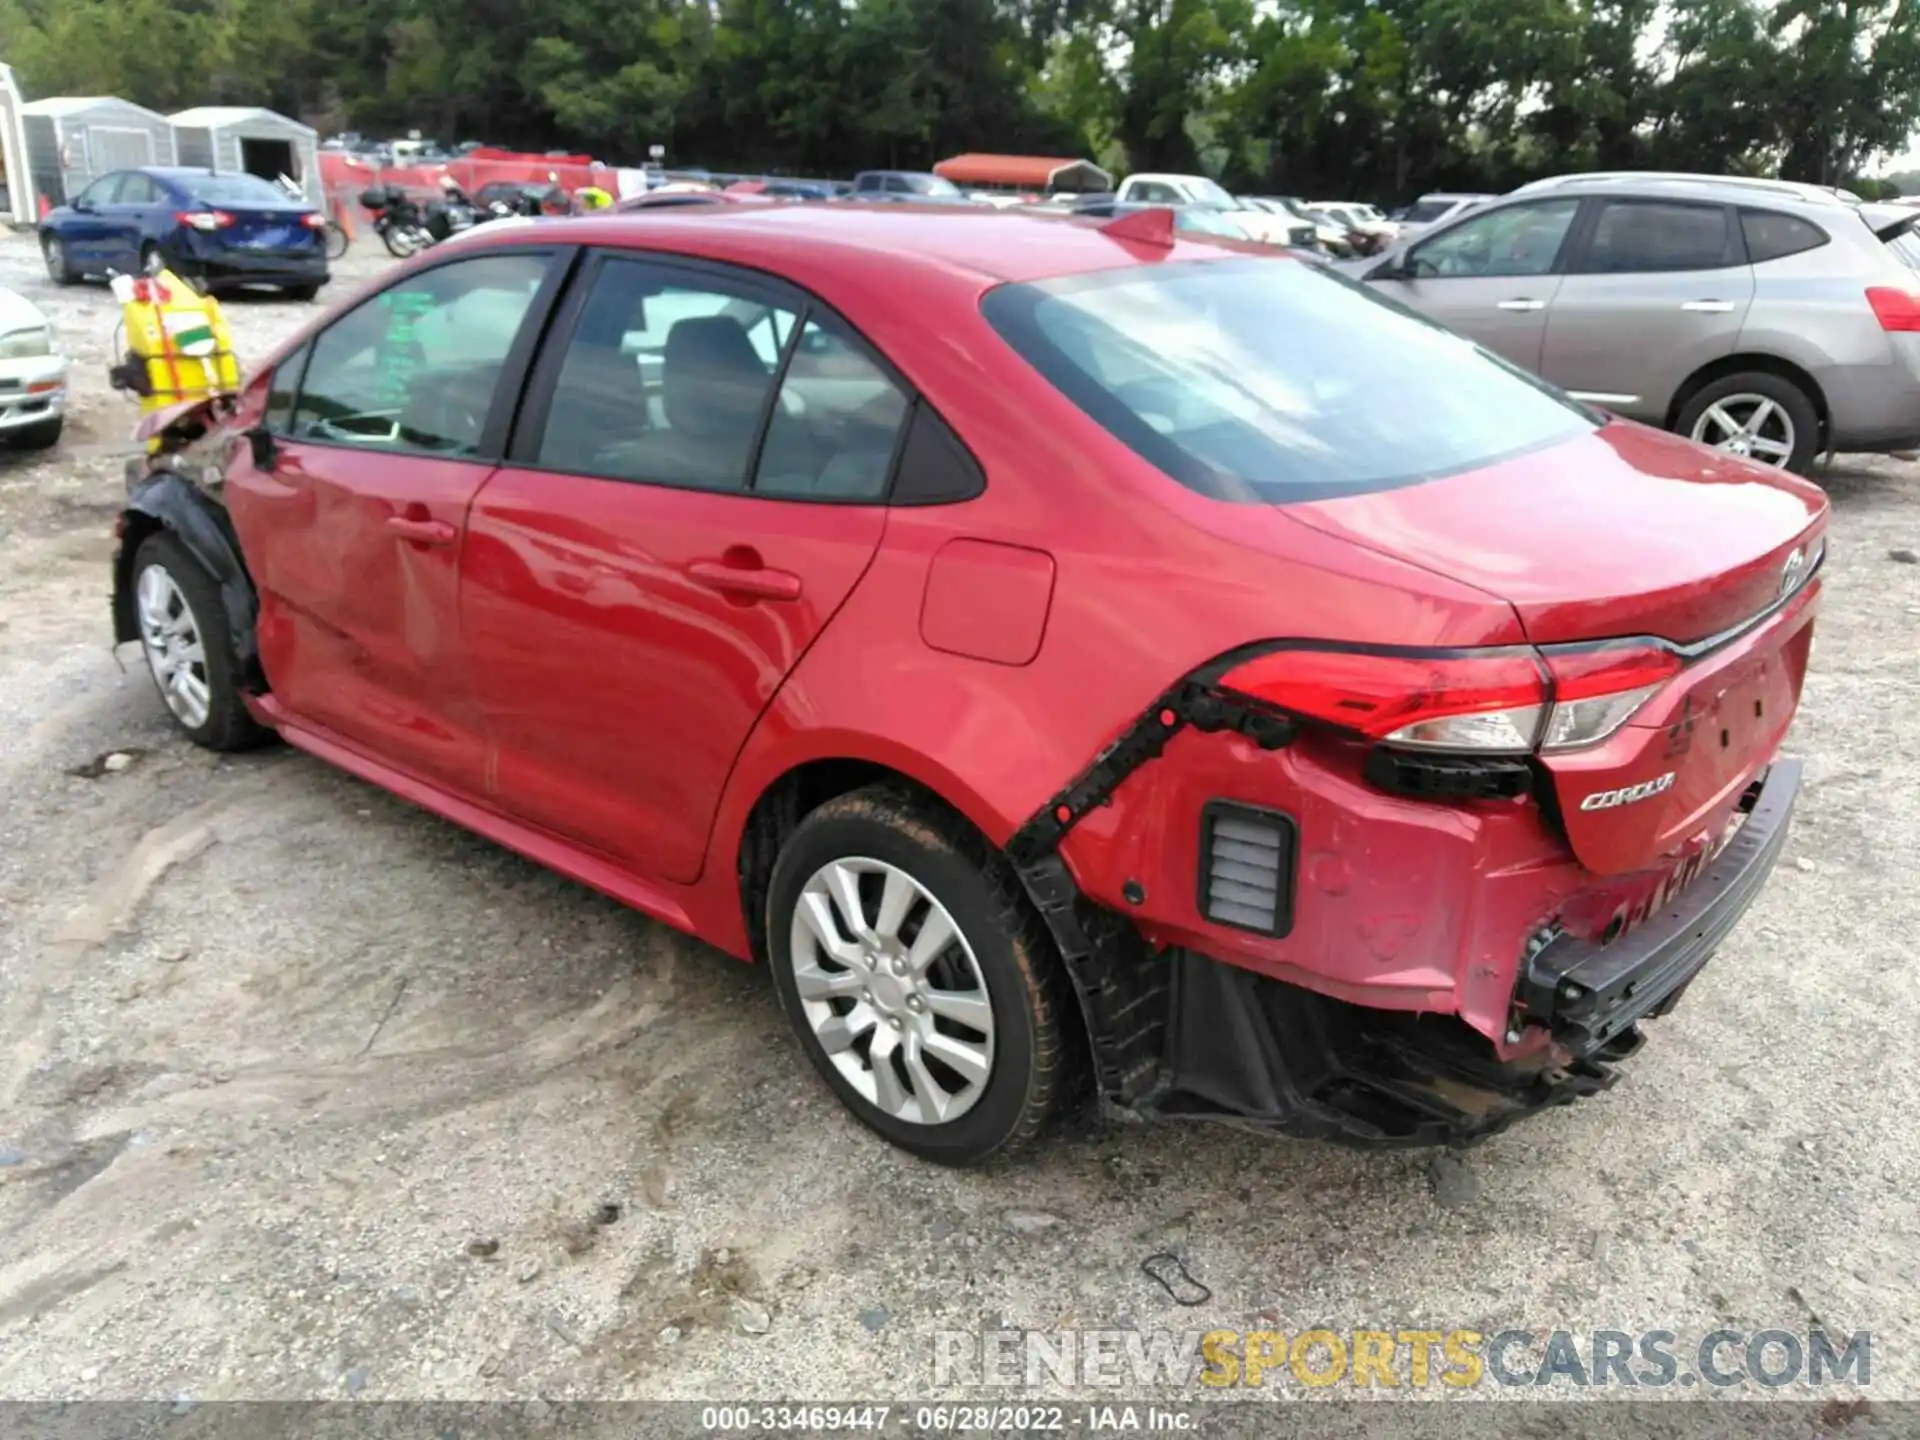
top-left (136, 562), bottom-right (212, 730)
top-left (788, 857), bottom-right (995, 1125)
top-left (1690, 393), bottom-right (1795, 467)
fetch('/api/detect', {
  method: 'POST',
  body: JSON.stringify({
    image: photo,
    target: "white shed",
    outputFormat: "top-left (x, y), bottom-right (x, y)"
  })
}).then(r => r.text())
top-left (170, 106), bottom-right (322, 208)
top-left (0, 65), bottom-right (31, 225)
top-left (20, 96), bottom-right (176, 208)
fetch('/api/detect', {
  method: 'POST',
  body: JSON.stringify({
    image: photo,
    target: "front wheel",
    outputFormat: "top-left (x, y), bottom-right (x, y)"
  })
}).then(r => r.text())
top-left (131, 531), bottom-right (271, 751)
top-left (1676, 372), bottom-right (1819, 474)
top-left (42, 234), bottom-right (76, 285)
top-left (766, 785), bottom-right (1072, 1165)
top-left (380, 224), bottom-right (421, 258)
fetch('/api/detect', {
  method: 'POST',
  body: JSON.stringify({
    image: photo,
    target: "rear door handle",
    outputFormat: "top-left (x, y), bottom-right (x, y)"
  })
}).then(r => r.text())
top-left (385, 516), bottom-right (457, 547)
top-left (687, 558), bottom-right (803, 602)
top-left (1496, 298), bottom-right (1546, 312)
top-left (1681, 299), bottom-right (1736, 313)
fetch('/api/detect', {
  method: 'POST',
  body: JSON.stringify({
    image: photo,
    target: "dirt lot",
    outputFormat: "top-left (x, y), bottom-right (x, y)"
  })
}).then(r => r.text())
top-left (0, 221), bottom-right (1917, 1412)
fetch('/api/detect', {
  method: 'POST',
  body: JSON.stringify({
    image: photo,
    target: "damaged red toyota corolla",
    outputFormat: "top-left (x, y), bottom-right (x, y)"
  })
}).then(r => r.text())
top-left (111, 206), bottom-right (1824, 1163)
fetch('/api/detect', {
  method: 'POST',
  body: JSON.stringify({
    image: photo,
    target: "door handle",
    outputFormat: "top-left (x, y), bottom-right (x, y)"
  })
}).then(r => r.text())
top-left (687, 558), bottom-right (803, 602)
top-left (1496, 298), bottom-right (1545, 312)
top-left (385, 515), bottom-right (457, 546)
top-left (1681, 300), bottom-right (1736, 313)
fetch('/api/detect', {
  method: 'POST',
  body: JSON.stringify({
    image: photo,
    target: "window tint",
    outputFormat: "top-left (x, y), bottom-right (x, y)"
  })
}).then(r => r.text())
top-left (263, 341), bottom-right (310, 433)
top-left (187, 173), bottom-right (298, 205)
top-left (534, 258), bottom-right (796, 491)
top-left (1409, 199), bottom-right (1578, 278)
top-left (291, 252), bottom-right (549, 457)
top-left (1740, 208), bottom-right (1830, 264)
top-left (756, 321), bottom-right (909, 499)
top-left (982, 256), bottom-right (1595, 502)
top-left (1583, 201), bottom-right (1735, 273)
top-left (78, 173), bottom-right (127, 206)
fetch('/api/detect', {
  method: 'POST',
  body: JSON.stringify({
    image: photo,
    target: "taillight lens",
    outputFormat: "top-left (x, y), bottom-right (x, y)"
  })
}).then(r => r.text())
top-left (1218, 648), bottom-right (1547, 754)
top-left (1217, 642), bottom-right (1682, 757)
top-left (1538, 643), bottom-right (1681, 752)
top-left (300, 212), bottom-right (327, 229)
top-left (175, 210), bottom-right (234, 231)
top-left (1866, 286), bottom-right (1920, 332)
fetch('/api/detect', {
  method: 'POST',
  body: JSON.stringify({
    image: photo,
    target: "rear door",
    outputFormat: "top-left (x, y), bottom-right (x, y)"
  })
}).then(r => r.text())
top-left (109, 171), bottom-right (169, 269)
top-left (460, 250), bottom-right (905, 883)
top-left (1366, 197), bottom-right (1583, 373)
top-left (1540, 197), bottom-right (1754, 423)
top-left (223, 247), bottom-right (568, 794)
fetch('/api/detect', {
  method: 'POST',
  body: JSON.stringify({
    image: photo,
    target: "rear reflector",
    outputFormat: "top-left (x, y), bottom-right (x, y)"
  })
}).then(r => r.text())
top-left (1867, 286), bottom-right (1920, 332)
top-left (1198, 801), bottom-right (1296, 936)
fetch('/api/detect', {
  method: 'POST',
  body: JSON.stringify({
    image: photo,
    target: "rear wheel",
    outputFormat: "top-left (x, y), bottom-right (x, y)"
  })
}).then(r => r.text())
top-left (381, 225), bottom-right (420, 258)
top-left (132, 531), bottom-right (270, 752)
top-left (765, 785), bottom-right (1071, 1165)
top-left (1676, 372), bottom-right (1819, 474)
top-left (324, 220), bottom-right (350, 261)
top-left (42, 234), bottom-right (75, 285)
top-left (139, 241), bottom-right (160, 275)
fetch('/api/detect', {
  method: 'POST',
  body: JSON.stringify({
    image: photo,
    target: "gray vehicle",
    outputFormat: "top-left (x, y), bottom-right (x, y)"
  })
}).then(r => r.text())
top-left (1356, 174), bottom-right (1920, 472)
top-left (1392, 191), bottom-right (1497, 237)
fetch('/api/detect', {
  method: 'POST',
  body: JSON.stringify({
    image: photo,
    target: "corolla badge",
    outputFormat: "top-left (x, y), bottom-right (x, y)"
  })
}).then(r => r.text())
top-left (1580, 773), bottom-right (1676, 812)
top-left (1780, 546), bottom-right (1807, 598)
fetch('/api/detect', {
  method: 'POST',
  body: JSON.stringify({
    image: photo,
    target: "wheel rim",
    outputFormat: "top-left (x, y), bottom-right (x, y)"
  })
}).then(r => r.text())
top-left (1690, 393), bottom-right (1796, 467)
top-left (789, 857), bottom-right (995, 1126)
top-left (136, 563), bottom-right (212, 729)
top-left (43, 239), bottom-right (62, 276)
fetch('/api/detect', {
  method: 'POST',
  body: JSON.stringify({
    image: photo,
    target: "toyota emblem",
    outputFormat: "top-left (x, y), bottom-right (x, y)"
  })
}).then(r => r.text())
top-left (1780, 546), bottom-right (1807, 597)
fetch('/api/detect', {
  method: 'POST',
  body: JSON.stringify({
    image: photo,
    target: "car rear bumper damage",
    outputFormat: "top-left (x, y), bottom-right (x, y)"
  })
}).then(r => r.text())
top-left (1012, 667), bottom-right (1803, 1147)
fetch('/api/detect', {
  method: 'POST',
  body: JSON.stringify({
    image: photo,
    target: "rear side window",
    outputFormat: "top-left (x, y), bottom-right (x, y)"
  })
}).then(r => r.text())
top-left (756, 321), bottom-right (909, 500)
top-left (981, 256), bottom-right (1596, 502)
top-left (118, 174), bottom-right (163, 205)
top-left (1740, 209), bottom-right (1830, 264)
top-left (1582, 200), bottom-right (1737, 273)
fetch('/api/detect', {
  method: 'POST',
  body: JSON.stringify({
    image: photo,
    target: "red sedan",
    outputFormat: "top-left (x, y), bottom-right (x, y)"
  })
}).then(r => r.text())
top-left (112, 206), bottom-right (1824, 1163)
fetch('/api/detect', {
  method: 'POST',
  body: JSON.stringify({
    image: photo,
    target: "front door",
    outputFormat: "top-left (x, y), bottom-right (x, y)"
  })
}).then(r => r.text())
top-left (460, 251), bottom-right (908, 882)
top-left (1368, 197), bottom-right (1584, 373)
top-left (1539, 197), bottom-right (1754, 425)
top-left (224, 248), bottom-right (563, 794)
top-left (62, 171), bottom-right (128, 266)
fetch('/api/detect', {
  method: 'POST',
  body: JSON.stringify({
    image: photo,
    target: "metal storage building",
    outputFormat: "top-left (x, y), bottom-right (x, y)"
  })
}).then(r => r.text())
top-left (170, 106), bottom-right (323, 207)
top-left (20, 96), bottom-right (176, 209)
top-left (0, 65), bottom-right (31, 224)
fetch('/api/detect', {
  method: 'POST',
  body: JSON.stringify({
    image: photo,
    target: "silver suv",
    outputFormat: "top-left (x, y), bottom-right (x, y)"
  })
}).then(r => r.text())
top-left (1357, 174), bottom-right (1920, 472)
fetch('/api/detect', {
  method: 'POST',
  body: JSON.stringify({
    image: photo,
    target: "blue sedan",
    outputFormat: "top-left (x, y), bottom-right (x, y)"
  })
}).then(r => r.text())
top-left (40, 167), bottom-right (330, 299)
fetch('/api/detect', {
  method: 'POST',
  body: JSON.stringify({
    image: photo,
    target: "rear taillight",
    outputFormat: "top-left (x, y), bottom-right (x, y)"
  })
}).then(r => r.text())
top-left (175, 210), bottom-right (234, 231)
top-left (300, 212), bottom-right (327, 229)
top-left (1866, 286), bottom-right (1920, 331)
top-left (1216, 642), bottom-right (1679, 757)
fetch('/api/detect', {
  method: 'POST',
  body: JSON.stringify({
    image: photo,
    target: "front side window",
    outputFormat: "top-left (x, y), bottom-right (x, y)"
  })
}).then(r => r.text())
top-left (534, 257), bottom-right (797, 490)
top-left (982, 255), bottom-right (1597, 502)
top-left (290, 251), bottom-right (550, 457)
top-left (1408, 199), bottom-right (1580, 279)
top-left (263, 341), bottom-right (311, 433)
top-left (77, 173), bottom-right (127, 207)
top-left (1581, 200), bottom-right (1736, 273)
top-left (906, 174), bottom-right (962, 197)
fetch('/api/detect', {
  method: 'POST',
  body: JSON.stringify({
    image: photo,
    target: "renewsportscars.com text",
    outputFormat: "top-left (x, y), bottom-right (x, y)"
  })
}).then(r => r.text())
top-left (932, 1327), bottom-right (1871, 1390)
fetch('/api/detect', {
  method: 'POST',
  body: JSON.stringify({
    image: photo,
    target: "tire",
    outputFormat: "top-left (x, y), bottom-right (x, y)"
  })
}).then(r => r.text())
top-left (282, 283), bottom-right (321, 302)
top-left (766, 784), bottom-right (1071, 1165)
top-left (1675, 372), bottom-right (1820, 475)
top-left (381, 225), bottom-right (419, 258)
top-left (42, 234), bottom-right (76, 285)
top-left (325, 221), bottom-right (350, 261)
top-left (130, 531), bottom-right (270, 752)
top-left (139, 241), bottom-right (160, 275)
top-left (10, 416), bottom-right (62, 450)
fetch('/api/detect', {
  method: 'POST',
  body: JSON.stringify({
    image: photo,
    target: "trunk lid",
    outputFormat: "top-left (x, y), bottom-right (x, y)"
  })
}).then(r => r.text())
top-left (219, 203), bottom-right (321, 254)
top-left (1289, 421), bottom-right (1826, 875)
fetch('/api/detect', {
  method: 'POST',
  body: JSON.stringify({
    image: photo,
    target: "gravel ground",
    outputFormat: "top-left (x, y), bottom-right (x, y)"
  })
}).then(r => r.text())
top-left (0, 222), bottom-right (1917, 1419)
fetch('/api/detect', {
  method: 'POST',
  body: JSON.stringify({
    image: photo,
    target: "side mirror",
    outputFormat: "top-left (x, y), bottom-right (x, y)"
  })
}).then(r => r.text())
top-left (245, 425), bottom-right (279, 470)
top-left (72, 199), bottom-right (93, 214)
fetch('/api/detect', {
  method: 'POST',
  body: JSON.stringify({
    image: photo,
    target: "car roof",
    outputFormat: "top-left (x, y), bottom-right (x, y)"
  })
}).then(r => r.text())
top-left (1512, 171), bottom-right (1857, 209)
top-left (475, 203), bottom-right (1231, 285)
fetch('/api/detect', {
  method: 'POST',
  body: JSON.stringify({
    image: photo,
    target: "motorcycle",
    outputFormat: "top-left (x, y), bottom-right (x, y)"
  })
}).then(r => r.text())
top-left (358, 184), bottom-right (433, 257)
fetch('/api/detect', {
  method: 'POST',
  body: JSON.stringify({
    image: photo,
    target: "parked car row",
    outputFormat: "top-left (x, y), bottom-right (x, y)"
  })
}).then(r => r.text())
top-left (110, 194), bottom-right (1828, 1166)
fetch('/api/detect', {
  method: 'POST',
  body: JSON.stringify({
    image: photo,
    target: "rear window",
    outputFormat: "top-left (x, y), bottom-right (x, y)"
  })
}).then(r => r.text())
top-left (1401, 199), bottom-right (1457, 223)
top-left (1740, 208), bottom-right (1829, 264)
top-left (981, 256), bottom-right (1597, 502)
top-left (184, 173), bottom-right (298, 205)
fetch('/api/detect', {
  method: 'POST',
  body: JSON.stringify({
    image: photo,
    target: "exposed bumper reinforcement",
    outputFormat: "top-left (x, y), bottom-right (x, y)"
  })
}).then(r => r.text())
top-left (1520, 758), bottom-right (1801, 1057)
